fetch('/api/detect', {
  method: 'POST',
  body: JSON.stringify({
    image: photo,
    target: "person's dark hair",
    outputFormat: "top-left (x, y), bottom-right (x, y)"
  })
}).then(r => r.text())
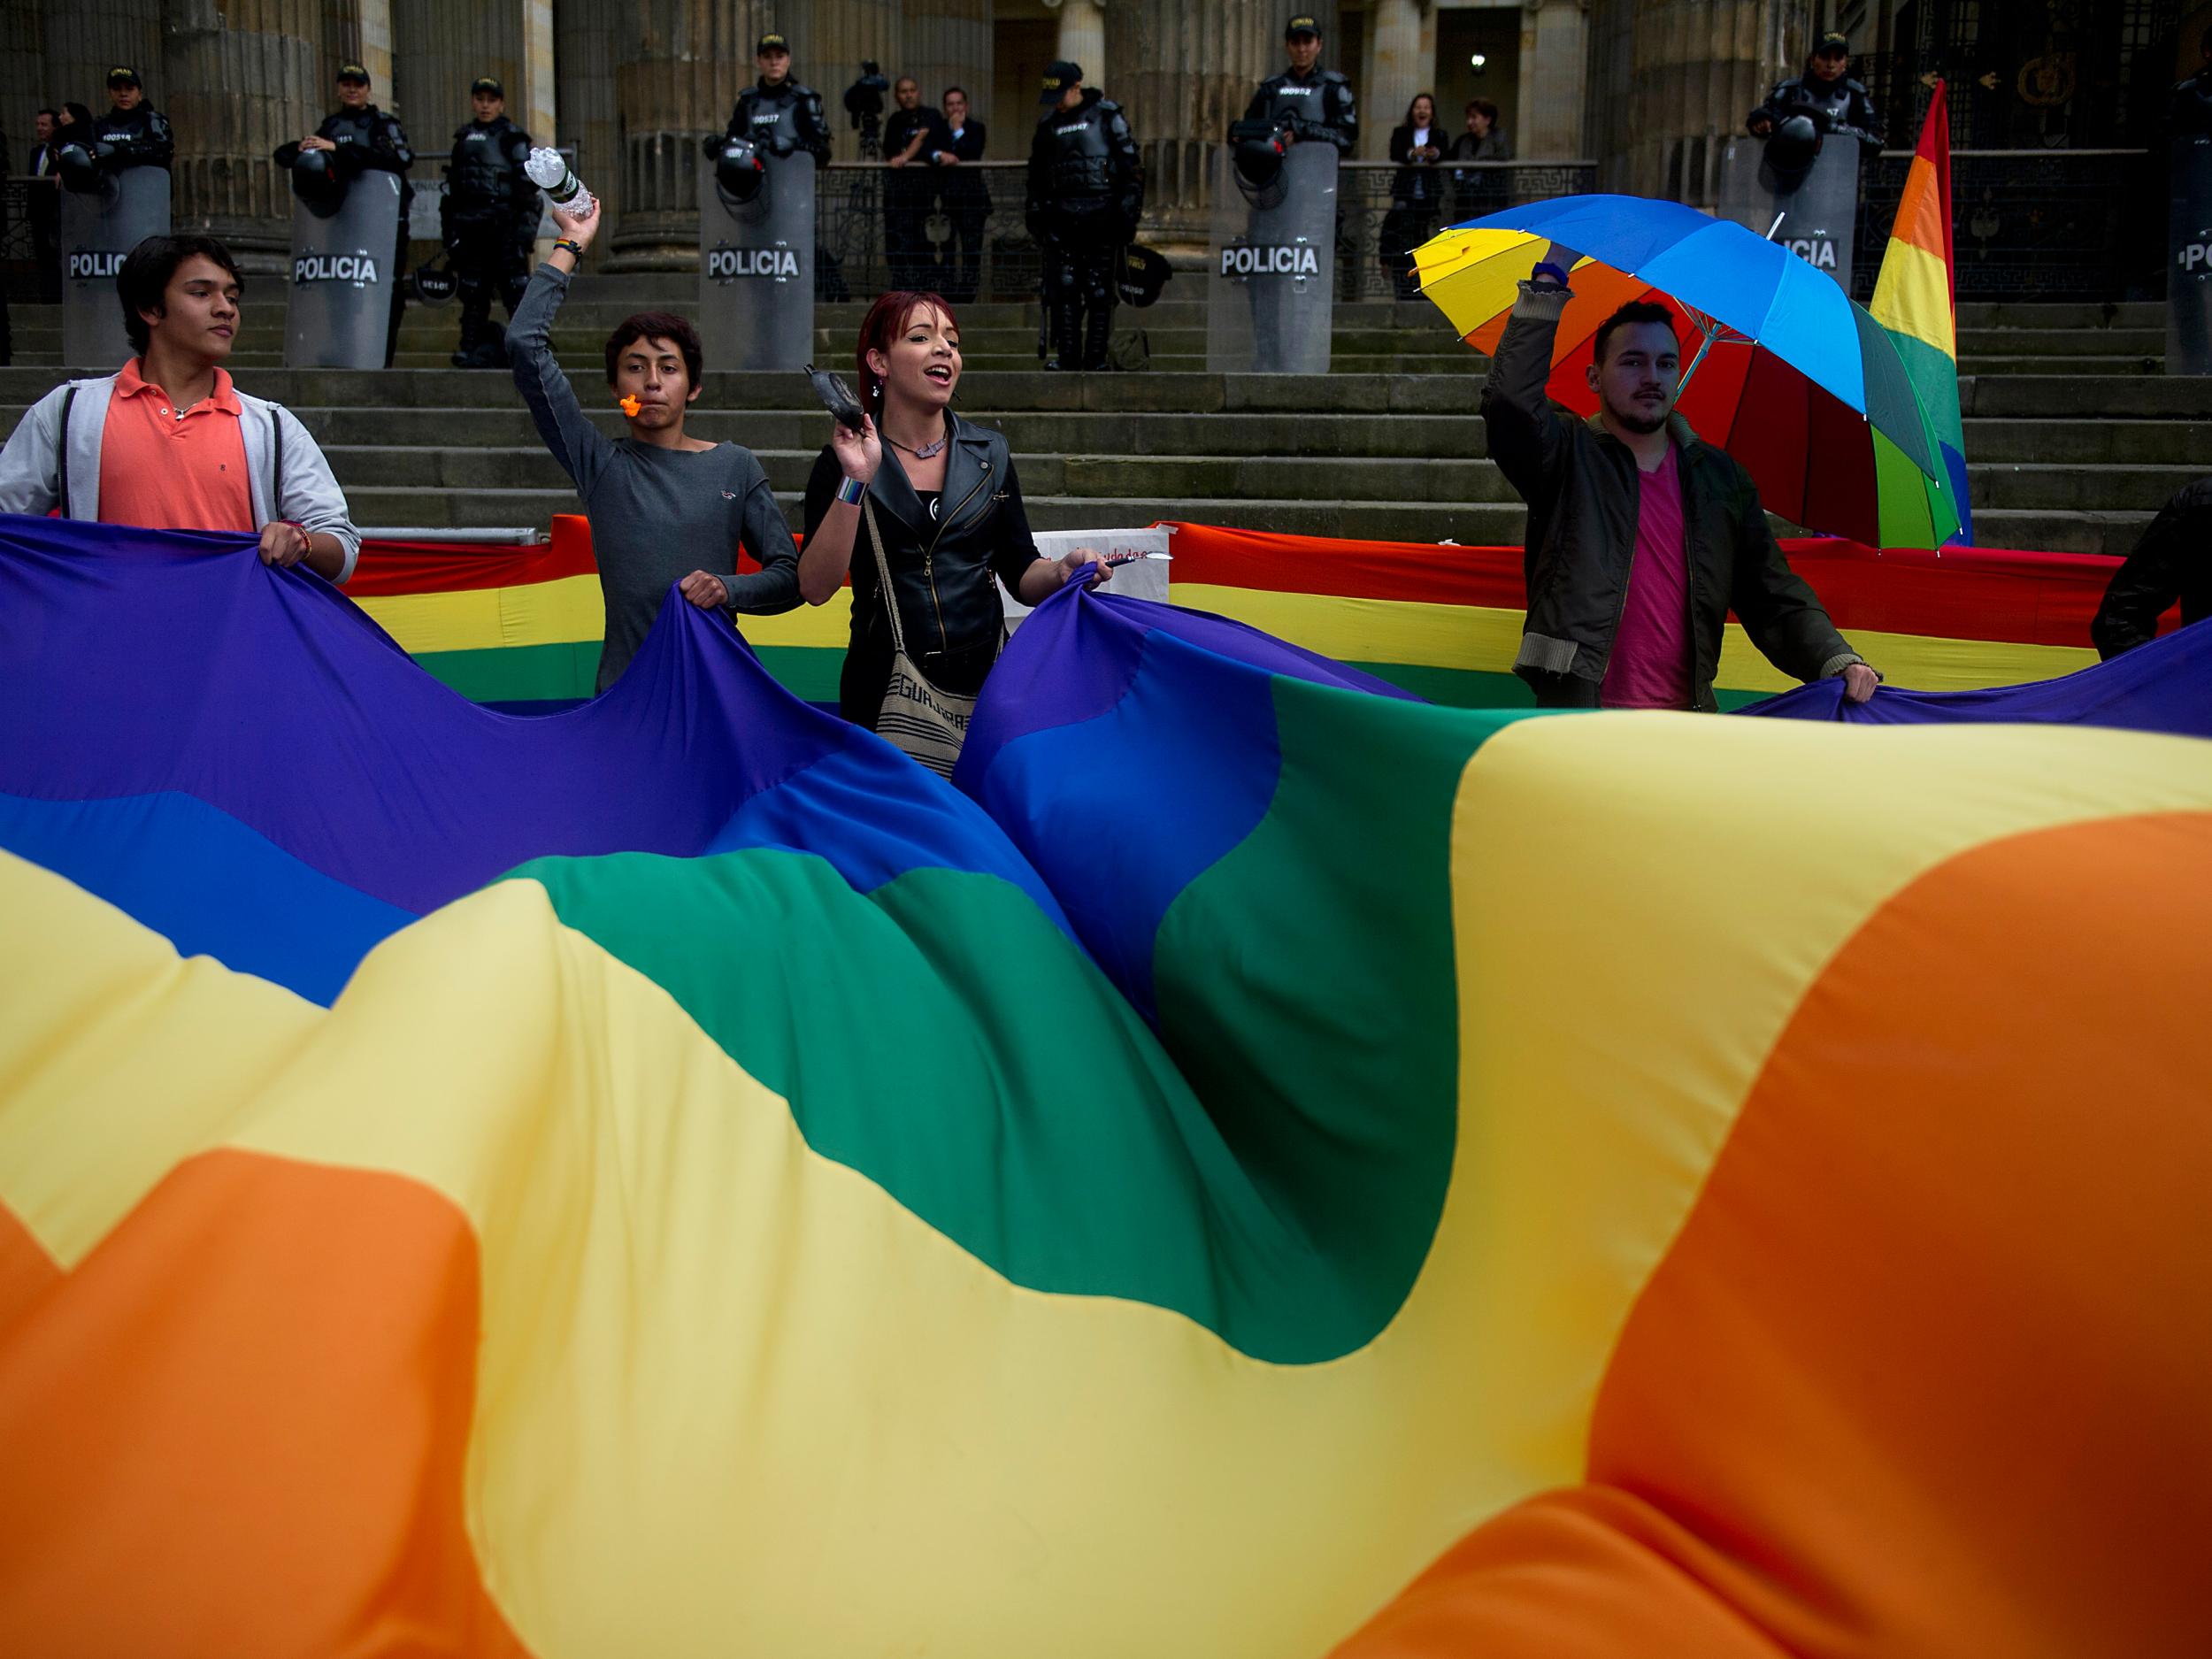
top-left (1465, 97), bottom-right (1499, 126)
top-left (62, 102), bottom-right (94, 131)
top-left (604, 311), bottom-right (703, 388)
top-left (1404, 91), bottom-right (1437, 128)
top-left (37, 106), bottom-right (59, 123)
top-left (1594, 299), bottom-right (1678, 365)
top-left (855, 289), bottom-right (958, 407)
top-left (942, 85), bottom-right (967, 104)
top-left (118, 234), bottom-right (242, 354)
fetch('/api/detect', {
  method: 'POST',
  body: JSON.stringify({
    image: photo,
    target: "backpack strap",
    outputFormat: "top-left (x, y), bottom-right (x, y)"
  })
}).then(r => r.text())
top-left (55, 384), bottom-right (77, 520)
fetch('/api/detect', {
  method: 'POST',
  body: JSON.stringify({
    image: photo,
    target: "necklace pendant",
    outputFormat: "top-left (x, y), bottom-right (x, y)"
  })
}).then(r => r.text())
top-left (914, 436), bottom-right (947, 459)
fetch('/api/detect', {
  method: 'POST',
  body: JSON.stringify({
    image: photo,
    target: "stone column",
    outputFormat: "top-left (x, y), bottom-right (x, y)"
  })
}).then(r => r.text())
top-left (606, 0), bottom-right (761, 270)
top-left (1516, 0), bottom-right (1590, 160)
top-left (905, 0), bottom-right (992, 109)
top-left (164, 0), bottom-right (329, 271)
top-left (1587, 0), bottom-right (1812, 203)
top-left (0, 0), bottom-right (53, 148)
top-left (771, 0), bottom-right (900, 139)
top-left (1116, 0), bottom-right (1271, 251)
top-left (349, 0), bottom-right (395, 94)
top-left (556, 0), bottom-right (621, 267)
top-left (1363, 0), bottom-right (1426, 159)
top-left (39, 0), bottom-right (164, 120)
top-left (1056, 0), bottom-right (1106, 76)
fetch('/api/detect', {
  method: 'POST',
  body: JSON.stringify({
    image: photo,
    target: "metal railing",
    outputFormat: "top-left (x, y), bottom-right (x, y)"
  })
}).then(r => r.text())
top-left (1854, 148), bottom-right (2161, 302)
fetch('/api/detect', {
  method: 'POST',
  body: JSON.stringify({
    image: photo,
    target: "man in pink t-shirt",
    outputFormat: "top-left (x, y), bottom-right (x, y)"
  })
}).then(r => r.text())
top-left (1481, 264), bottom-right (1880, 711)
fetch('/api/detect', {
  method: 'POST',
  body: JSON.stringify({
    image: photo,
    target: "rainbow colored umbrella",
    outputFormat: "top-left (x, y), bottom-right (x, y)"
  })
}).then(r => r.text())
top-left (1416, 196), bottom-right (1961, 549)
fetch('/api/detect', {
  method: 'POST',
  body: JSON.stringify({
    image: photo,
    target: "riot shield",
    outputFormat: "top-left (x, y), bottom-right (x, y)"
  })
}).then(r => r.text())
top-left (1208, 142), bottom-right (1337, 375)
top-left (2169, 135), bottom-right (2212, 376)
top-left (284, 171), bottom-right (403, 369)
top-left (699, 150), bottom-right (816, 373)
top-left (1716, 134), bottom-right (1860, 291)
top-left (59, 165), bottom-right (172, 368)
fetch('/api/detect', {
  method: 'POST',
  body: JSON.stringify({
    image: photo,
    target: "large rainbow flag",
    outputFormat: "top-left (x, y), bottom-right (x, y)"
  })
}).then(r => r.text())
top-left (356, 518), bottom-right (2147, 716)
top-left (1869, 78), bottom-right (1973, 546)
top-left (4, 514), bottom-right (2210, 1655)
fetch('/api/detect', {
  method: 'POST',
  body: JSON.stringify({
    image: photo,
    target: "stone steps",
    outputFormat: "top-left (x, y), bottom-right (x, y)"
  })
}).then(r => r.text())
top-left (308, 442), bottom-right (2188, 517)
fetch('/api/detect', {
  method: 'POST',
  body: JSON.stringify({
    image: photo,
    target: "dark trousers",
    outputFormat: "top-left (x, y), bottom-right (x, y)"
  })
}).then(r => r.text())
top-left (449, 217), bottom-right (529, 355)
top-left (31, 206), bottom-right (62, 303)
top-left (937, 204), bottom-right (987, 302)
top-left (885, 173), bottom-right (933, 288)
top-left (1379, 204), bottom-right (1437, 297)
top-left (1041, 221), bottom-right (1118, 370)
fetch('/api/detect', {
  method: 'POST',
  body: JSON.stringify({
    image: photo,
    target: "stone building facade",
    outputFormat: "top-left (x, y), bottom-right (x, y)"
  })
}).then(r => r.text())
top-left (3, 0), bottom-right (1887, 272)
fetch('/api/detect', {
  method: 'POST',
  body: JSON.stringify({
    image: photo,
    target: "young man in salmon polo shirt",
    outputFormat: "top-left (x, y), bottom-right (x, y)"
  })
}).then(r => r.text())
top-left (0, 234), bottom-right (361, 582)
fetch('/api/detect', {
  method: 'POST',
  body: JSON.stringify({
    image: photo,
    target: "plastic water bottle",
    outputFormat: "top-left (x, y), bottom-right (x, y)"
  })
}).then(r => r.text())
top-left (525, 147), bottom-right (593, 217)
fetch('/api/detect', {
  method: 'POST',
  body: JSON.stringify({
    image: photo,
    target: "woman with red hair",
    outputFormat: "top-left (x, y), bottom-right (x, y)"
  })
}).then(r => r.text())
top-left (799, 288), bottom-right (1106, 733)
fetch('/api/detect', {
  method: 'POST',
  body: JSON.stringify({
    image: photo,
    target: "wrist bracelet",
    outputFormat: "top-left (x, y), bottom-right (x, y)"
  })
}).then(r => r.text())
top-left (553, 238), bottom-right (584, 259)
top-left (835, 474), bottom-right (868, 507)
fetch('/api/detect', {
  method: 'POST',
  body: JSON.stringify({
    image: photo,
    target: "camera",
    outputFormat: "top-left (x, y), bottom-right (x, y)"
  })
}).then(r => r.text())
top-left (844, 61), bottom-right (890, 158)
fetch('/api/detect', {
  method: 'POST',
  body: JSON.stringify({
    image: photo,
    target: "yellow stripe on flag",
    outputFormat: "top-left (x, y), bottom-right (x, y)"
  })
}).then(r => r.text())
top-left (1869, 239), bottom-right (1956, 358)
top-left (356, 573), bottom-right (604, 656)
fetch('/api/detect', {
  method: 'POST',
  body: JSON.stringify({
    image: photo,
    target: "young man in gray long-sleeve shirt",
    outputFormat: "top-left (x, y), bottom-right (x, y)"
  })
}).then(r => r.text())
top-left (510, 197), bottom-right (800, 691)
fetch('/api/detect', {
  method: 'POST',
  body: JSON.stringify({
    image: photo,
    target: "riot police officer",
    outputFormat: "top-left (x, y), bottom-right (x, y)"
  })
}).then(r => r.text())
top-left (88, 67), bottom-right (174, 173)
top-left (724, 34), bottom-right (833, 164)
top-left (1026, 62), bottom-right (1142, 372)
top-left (443, 76), bottom-right (538, 368)
top-left (2172, 34), bottom-right (2212, 136)
top-left (1241, 16), bottom-right (1357, 157)
top-left (275, 65), bottom-right (414, 365)
top-left (1747, 31), bottom-right (1885, 152)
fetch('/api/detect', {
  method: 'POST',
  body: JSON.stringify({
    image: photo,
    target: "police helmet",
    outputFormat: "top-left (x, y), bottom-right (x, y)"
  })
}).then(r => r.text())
top-left (411, 260), bottom-right (458, 305)
top-left (1763, 112), bottom-right (1822, 182)
top-left (288, 145), bottom-right (347, 213)
top-left (1229, 121), bottom-right (1289, 208)
top-left (1116, 244), bottom-right (1173, 309)
top-left (713, 138), bottom-right (766, 204)
top-left (56, 142), bottom-right (106, 194)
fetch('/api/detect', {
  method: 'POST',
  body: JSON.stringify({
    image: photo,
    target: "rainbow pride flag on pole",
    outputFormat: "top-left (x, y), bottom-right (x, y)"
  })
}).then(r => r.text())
top-left (1870, 79), bottom-right (1973, 547)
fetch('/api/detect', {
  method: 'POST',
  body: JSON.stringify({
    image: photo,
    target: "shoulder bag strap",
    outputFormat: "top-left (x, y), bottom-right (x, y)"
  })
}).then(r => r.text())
top-left (267, 401), bottom-right (288, 513)
top-left (56, 384), bottom-right (77, 520)
top-left (861, 497), bottom-right (910, 659)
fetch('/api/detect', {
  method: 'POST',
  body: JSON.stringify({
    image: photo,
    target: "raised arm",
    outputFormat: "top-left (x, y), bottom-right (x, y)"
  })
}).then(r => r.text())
top-left (508, 203), bottom-right (616, 499)
top-left (1479, 250), bottom-right (1578, 507)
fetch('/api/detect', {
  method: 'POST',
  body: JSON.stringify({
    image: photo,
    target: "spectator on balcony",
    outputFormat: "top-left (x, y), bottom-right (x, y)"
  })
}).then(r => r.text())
top-left (508, 196), bottom-right (802, 692)
top-left (1449, 98), bottom-right (1512, 224)
top-left (0, 234), bottom-right (359, 581)
top-left (2091, 476), bottom-right (2212, 660)
top-left (930, 88), bottom-right (989, 303)
top-left (1747, 31), bottom-right (1884, 153)
top-left (27, 111), bottom-right (65, 303)
top-left (1481, 249), bottom-right (1878, 711)
top-left (1379, 92), bottom-right (1448, 298)
top-left (884, 77), bottom-right (950, 289)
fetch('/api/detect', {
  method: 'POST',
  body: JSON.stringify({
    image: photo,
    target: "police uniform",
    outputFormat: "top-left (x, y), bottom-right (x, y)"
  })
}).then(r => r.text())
top-left (2172, 65), bottom-right (2212, 137)
top-left (1026, 64), bottom-right (1142, 372)
top-left (275, 67), bottom-right (414, 365)
top-left (727, 71), bottom-right (833, 164)
top-left (444, 78), bottom-right (538, 367)
top-left (89, 71), bottom-right (173, 172)
top-left (1747, 36), bottom-right (1884, 151)
top-left (1241, 24), bottom-right (1357, 156)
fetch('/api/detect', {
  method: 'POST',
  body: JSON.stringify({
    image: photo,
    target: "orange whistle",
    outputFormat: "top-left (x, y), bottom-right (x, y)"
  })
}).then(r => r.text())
top-left (619, 395), bottom-right (641, 418)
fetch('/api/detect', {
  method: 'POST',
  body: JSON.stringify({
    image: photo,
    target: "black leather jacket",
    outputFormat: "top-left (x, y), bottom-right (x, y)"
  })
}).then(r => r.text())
top-left (1747, 72), bottom-right (1884, 150)
top-left (803, 415), bottom-right (1042, 720)
top-left (727, 79), bottom-right (832, 163)
top-left (446, 115), bottom-right (534, 223)
top-left (1243, 67), bottom-right (1357, 155)
top-left (89, 104), bottom-right (173, 170)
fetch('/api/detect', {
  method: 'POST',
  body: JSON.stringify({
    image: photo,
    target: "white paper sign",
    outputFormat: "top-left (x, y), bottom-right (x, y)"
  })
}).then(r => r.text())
top-left (1004, 526), bottom-right (1174, 628)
